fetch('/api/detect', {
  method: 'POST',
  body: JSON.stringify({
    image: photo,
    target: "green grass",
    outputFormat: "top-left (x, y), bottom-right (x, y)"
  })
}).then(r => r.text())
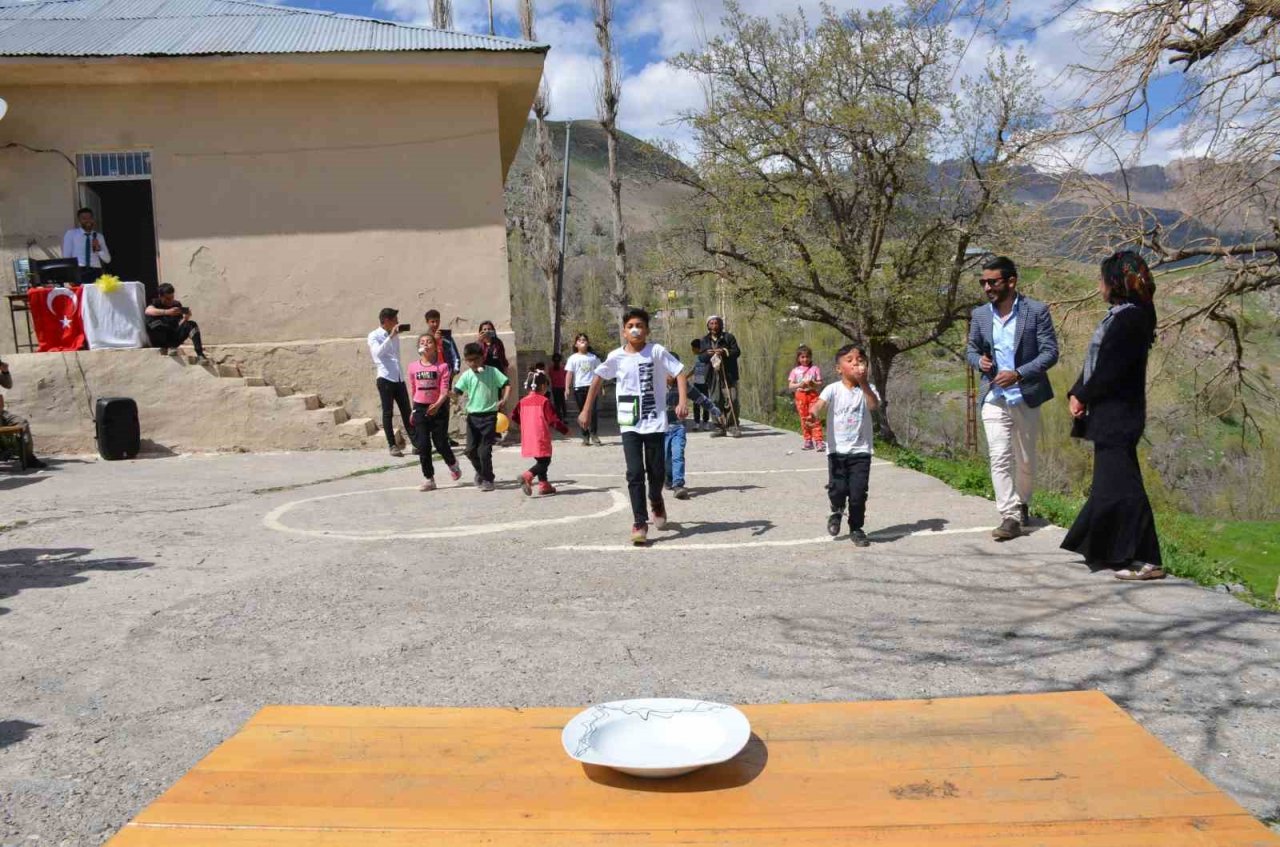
top-left (760, 411), bottom-right (1278, 608)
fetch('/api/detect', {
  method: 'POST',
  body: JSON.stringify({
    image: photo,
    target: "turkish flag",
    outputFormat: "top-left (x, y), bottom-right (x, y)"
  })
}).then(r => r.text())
top-left (29, 285), bottom-right (87, 352)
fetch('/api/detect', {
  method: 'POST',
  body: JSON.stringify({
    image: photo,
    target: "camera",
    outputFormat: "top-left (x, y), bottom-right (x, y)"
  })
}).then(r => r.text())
top-left (398, 323), bottom-right (412, 333)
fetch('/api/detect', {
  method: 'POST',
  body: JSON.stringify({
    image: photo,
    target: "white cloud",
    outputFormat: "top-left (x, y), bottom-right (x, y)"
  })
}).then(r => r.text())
top-left (619, 60), bottom-right (706, 152)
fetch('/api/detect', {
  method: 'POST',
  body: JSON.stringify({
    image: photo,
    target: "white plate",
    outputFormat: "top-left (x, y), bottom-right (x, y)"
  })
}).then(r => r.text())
top-left (562, 698), bottom-right (752, 778)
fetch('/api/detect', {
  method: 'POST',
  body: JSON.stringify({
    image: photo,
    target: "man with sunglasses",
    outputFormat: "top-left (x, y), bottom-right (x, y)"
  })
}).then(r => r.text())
top-left (966, 256), bottom-right (1059, 541)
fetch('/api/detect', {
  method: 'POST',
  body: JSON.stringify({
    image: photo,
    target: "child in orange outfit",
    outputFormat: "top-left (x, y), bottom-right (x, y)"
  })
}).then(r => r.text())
top-left (788, 345), bottom-right (825, 451)
top-left (512, 372), bottom-right (570, 495)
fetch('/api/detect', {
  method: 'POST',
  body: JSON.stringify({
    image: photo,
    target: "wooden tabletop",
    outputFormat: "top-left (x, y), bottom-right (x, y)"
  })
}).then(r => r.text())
top-left (105, 691), bottom-right (1278, 846)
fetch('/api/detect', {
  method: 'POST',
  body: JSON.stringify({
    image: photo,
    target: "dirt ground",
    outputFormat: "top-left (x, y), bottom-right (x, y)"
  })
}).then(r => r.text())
top-left (2, 424), bottom-right (1277, 844)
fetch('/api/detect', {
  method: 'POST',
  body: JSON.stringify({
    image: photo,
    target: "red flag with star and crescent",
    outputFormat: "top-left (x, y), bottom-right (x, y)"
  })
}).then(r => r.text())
top-left (29, 285), bottom-right (87, 352)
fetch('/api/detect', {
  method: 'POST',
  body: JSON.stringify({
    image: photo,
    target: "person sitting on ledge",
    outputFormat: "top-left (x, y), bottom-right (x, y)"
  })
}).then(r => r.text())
top-left (0, 359), bottom-right (47, 469)
top-left (145, 283), bottom-right (206, 360)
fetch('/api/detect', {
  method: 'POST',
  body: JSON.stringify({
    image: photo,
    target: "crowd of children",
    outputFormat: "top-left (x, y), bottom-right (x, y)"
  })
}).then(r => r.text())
top-left (389, 304), bottom-right (879, 548)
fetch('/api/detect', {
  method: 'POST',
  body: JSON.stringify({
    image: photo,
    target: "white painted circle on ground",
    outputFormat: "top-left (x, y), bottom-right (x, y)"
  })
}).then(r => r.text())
top-left (549, 525), bottom-right (998, 552)
top-left (264, 485), bottom-right (628, 541)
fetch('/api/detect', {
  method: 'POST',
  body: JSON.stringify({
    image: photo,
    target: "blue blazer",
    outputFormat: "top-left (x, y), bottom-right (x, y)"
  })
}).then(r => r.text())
top-left (966, 296), bottom-right (1059, 409)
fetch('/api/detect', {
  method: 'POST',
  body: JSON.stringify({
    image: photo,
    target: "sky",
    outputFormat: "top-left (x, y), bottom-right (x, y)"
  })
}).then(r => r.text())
top-left (280, 0), bottom-right (1192, 168)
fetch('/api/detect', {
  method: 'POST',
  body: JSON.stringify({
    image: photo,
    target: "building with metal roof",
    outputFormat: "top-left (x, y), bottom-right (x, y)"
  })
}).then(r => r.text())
top-left (0, 0), bottom-right (547, 57)
top-left (1, 0), bottom-right (547, 447)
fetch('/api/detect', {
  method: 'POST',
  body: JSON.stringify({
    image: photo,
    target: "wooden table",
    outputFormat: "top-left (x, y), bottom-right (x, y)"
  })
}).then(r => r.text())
top-left (105, 691), bottom-right (1279, 846)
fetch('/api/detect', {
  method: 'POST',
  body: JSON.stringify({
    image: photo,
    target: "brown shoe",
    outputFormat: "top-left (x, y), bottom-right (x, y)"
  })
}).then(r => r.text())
top-left (992, 517), bottom-right (1021, 541)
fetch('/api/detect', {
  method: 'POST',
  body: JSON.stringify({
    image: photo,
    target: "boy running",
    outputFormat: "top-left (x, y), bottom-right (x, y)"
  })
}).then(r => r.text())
top-left (579, 308), bottom-right (688, 545)
top-left (806, 344), bottom-right (881, 547)
top-left (453, 342), bottom-right (512, 492)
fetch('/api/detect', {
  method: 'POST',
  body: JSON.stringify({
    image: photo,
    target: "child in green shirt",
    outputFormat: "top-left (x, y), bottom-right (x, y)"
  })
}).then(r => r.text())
top-left (452, 342), bottom-right (512, 491)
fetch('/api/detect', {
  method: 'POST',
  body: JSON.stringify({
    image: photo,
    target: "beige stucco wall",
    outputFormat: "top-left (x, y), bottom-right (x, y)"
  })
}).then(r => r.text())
top-left (0, 76), bottom-right (513, 356)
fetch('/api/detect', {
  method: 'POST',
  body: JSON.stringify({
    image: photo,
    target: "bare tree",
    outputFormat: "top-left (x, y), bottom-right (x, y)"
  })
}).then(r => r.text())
top-left (521, 0), bottom-right (561, 350)
top-left (1050, 0), bottom-right (1280, 434)
top-left (431, 0), bottom-right (452, 30)
top-left (594, 0), bottom-right (628, 325)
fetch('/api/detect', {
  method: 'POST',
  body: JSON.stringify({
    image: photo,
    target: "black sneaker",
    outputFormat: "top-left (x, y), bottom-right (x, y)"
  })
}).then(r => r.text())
top-left (673, 486), bottom-right (690, 500)
top-left (850, 529), bottom-right (870, 547)
top-left (992, 517), bottom-right (1022, 541)
top-left (827, 513), bottom-right (842, 537)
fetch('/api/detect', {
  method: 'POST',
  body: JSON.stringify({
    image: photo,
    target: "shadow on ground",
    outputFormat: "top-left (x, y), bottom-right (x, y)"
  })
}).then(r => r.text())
top-left (0, 720), bottom-right (39, 749)
top-left (0, 547), bottom-right (154, 615)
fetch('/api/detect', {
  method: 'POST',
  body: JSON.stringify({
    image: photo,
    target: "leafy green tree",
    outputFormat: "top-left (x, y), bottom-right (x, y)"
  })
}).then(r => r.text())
top-left (666, 1), bottom-right (1046, 440)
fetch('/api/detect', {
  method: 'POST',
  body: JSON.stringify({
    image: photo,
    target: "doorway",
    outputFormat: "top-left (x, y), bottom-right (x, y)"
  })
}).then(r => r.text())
top-left (79, 179), bottom-right (160, 301)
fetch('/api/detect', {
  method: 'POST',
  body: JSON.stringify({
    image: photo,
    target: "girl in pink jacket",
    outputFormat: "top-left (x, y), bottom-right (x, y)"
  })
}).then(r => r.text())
top-left (512, 372), bottom-right (570, 496)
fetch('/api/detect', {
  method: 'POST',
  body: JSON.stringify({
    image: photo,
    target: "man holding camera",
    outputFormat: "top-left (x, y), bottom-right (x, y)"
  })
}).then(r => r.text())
top-left (145, 283), bottom-right (206, 360)
top-left (368, 307), bottom-right (418, 457)
top-left (701, 315), bottom-right (742, 437)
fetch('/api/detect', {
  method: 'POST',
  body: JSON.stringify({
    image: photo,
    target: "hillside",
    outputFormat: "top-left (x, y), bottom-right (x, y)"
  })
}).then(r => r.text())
top-left (504, 120), bottom-right (694, 249)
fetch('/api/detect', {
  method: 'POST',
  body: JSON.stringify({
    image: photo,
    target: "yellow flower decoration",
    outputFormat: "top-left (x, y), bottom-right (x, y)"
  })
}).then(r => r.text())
top-left (97, 274), bottom-right (122, 293)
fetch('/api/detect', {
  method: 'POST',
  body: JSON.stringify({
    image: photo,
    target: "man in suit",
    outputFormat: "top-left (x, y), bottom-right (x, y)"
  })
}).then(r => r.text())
top-left (966, 256), bottom-right (1059, 540)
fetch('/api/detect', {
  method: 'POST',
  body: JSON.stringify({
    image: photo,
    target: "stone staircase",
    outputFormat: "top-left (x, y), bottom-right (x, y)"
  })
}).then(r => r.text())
top-left (179, 354), bottom-right (380, 445)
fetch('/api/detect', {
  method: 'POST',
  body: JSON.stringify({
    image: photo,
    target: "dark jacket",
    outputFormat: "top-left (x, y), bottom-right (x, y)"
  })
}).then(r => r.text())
top-left (966, 296), bottom-right (1059, 409)
top-left (700, 331), bottom-right (741, 384)
top-left (1069, 305), bottom-right (1153, 446)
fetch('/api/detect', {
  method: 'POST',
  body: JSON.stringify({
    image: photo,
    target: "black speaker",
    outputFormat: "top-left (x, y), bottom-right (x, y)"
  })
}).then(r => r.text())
top-left (95, 397), bottom-right (140, 460)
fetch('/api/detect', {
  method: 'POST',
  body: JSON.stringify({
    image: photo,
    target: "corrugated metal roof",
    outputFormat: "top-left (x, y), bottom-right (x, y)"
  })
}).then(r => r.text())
top-left (0, 0), bottom-right (548, 56)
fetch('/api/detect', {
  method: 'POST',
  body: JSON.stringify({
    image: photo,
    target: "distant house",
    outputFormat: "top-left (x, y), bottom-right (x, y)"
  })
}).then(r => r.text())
top-left (0, 0), bottom-right (546, 379)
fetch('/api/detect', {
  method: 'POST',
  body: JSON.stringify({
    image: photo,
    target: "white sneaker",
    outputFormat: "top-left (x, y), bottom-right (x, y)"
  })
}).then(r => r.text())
top-left (419, 479), bottom-right (436, 491)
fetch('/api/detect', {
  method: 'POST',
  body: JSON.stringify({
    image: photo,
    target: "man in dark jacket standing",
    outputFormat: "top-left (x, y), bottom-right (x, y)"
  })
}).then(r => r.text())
top-left (701, 315), bottom-right (742, 437)
top-left (966, 257), bottom-right (1059, 541)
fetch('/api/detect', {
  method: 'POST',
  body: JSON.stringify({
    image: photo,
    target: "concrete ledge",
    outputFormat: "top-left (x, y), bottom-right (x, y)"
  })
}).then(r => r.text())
top-left (1, 347), bottom-right (376, 455)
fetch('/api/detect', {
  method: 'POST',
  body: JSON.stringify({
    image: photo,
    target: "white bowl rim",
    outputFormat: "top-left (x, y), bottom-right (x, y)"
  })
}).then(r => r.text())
top-left (561, 698), bottom-right (752, 770)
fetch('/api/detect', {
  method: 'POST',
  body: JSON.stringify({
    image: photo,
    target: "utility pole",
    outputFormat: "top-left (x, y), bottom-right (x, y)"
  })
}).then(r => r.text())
top-left (552, 121), bottom-right (573, 355)
top-left (965, 317), bottom-right (977, 453)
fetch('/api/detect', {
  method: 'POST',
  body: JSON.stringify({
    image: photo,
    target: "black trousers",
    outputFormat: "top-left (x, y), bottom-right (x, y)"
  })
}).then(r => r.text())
top-left (412, 403), bottom-right (456, 479)
top-left (622, 431), bottom-right (666, 526)
top-left (828, 452), bottom-right (872, 530)
top-left (465, 412), bottom-right (498, 482)
top-left (528, 456), bottom-right (552, 482)
top-left (1061, 440), bottom-right (1162, 566)
top-left (376, 378), bottom-right (415, 449)
top-left (148, 321), bottom-right (204, 358)
top-left (574, 387), bottom-right (599, 437)
top-left (550, 387), bottom-right (567, 420)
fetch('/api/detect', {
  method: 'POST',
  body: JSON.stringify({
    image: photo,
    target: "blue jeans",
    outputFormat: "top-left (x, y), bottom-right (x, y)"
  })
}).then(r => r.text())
top-left (664, 424), bottom-right (687, 488)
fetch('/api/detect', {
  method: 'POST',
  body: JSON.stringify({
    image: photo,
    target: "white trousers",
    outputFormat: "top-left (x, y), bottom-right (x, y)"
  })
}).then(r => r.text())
top-left (981, 400), bottom-right (1040, 520)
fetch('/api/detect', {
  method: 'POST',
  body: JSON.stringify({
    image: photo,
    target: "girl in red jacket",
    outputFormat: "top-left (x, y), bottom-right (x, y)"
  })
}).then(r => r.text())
top-left (512, 372), bottom-right (570, 496)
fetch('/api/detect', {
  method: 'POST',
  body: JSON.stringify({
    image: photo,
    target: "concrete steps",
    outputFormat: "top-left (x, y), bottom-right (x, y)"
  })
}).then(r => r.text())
top-left (172, 352), bottom-right (376, 450)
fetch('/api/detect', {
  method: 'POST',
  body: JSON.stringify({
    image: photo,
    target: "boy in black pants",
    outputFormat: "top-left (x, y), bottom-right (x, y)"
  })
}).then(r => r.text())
top-left (805, 344), bottom-right (881, 547)
top-left (579, 308), bottom-right (688, 546)
top-left (452, 342), bottom-right (511, 492)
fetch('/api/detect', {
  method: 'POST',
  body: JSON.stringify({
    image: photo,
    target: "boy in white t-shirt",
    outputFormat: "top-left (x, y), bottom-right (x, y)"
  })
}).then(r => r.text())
top-left (579, 308), bottom-right (689, 546)
top-left (806, 343), bottom-right (881, 547)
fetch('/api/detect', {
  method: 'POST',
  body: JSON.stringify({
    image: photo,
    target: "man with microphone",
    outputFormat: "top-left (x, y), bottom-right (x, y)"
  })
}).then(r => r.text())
top-left (61, 208), bottom-right (111, 284)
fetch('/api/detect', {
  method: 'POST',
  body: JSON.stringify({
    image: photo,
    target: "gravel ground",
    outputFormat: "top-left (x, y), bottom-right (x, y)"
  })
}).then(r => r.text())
top-left (1, 423), bottom-right (1277, 844)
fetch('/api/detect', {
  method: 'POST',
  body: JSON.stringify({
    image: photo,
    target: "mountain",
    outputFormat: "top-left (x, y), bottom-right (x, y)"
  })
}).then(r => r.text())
top-left (504, 120), bottom-right (695, 253)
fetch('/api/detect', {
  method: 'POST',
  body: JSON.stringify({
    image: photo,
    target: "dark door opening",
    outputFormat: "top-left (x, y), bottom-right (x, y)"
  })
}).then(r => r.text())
top-left (82, 180), bottom-right (160, 301)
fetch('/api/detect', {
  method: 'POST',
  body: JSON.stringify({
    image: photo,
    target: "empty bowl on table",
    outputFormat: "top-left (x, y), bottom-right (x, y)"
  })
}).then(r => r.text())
top-left (561, 698), bottom-right (751, 778)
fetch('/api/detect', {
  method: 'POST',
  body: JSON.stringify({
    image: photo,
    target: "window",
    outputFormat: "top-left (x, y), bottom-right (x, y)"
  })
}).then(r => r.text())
top-left (76, 151), bottom-right (151, 180)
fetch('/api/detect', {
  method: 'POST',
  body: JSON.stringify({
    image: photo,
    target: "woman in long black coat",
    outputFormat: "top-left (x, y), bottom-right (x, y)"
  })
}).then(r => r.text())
top-left (1061, 251), bottom-right (1164, 581)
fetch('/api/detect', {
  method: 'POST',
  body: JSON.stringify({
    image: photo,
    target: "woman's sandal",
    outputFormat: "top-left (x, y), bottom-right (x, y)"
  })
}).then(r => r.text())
top-left (1115, 563), bottom-right (1166, 581)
